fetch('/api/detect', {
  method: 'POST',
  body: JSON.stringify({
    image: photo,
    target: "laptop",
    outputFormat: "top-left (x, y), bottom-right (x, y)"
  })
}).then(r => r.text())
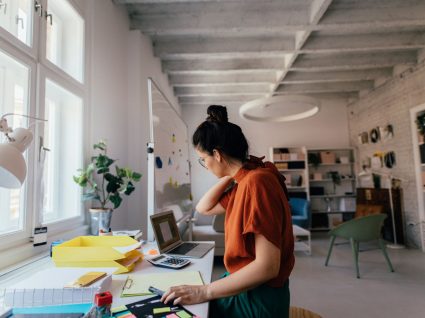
top-left (150, 210), bottom-right (214, 258)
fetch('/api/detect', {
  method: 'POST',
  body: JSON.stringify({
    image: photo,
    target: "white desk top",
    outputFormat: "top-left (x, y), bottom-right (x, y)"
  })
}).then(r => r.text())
top-left (110, 241), bottom-right (215, 317)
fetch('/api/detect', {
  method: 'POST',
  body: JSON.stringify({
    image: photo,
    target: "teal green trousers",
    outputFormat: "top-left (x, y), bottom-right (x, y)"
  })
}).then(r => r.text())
top-left (209, 272), bottom-right (290, 318)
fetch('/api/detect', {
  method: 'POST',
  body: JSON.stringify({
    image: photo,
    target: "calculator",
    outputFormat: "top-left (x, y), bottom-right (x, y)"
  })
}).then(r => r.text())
top-left (147, 255), bottom-right (191, 269)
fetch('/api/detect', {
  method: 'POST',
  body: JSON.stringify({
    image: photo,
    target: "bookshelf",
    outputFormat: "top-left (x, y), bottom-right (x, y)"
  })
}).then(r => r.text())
top-left (307, 148), bottom-right (356, 231)
top-left (270, 147), bottom-right (309, 200)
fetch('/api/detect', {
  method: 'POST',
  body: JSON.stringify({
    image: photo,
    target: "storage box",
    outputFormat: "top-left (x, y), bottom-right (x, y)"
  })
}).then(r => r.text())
top-left (281, 153), bottom-right (291, 161)
top-left (275, 162), bottom-right (288, 170)
top-left (320, 151), bottom-right (336, 164)
top-left (339, 156), bottom-right (349, 164)
top-left (310, 186), bottom-right (324, 195)
top-left (273, 153), bottom-right (282, 161)
top-left (288, 161), bottom-right (305, 169)
top-left (328, 214), bottom-right (343, 229)
top-left (289, 153), bottom-right (298, 160)
top-left (52, 236), bottom-right (143, 274)
top-left (313, 173), bottom-right (322, 180)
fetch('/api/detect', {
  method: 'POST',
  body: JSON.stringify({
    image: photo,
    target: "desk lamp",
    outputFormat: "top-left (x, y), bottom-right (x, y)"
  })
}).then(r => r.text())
top-left (358, 168), bottom-right (405, 249)
top-left (0, 113), bottom-right (46, 189)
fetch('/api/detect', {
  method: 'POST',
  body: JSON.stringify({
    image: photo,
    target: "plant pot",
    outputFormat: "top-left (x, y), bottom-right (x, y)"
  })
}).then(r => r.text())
top-left (89, 208), bottom-right (113, 235)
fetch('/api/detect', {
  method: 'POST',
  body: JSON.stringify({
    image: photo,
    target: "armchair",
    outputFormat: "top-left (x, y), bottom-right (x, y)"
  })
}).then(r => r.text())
top-left (289, 198), bottom-right (310, 229)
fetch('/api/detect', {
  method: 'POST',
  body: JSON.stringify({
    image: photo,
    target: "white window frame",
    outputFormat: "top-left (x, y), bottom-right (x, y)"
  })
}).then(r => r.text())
top-left (35, 64), bottom-right (86, 235)
top-left (0, 0), bottom-right (40, 60)
top-left (0, 0), bottom-right (89, 265)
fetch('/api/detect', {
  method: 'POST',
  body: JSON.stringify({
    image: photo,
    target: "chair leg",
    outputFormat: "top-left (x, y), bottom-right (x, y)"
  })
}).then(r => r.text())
top-left (350, 238), bottom-right (360, 278)
top-left (325, 236), bottom-right (336, 266)
top-left (379, 239), bottom-right (394, 272)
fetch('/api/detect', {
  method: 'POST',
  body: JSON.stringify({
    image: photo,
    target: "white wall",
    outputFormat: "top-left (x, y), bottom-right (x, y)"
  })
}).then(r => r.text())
top-left (83, 0), bottom-right (179, 235)
top-left (183, 98), bottom-right (351, 204)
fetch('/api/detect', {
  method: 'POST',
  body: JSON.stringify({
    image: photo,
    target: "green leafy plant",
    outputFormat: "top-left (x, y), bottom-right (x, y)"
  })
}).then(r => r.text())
top-left (73, 140), bottom-right (142, 210)
top-left (308, 153), bottom-right (321, 168)
top-left (328, 171), bottom-right (341, 194)
top-left (416, 113), bottom-right (425, 136)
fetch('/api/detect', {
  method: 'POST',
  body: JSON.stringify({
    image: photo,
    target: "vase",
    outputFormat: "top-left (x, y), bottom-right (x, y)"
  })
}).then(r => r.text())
top-left (89, 208), bottom-right (113, 235)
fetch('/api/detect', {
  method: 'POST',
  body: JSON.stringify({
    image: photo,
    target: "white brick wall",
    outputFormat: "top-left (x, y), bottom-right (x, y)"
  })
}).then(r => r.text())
top-left (347, 62), bottom-right (425, 249)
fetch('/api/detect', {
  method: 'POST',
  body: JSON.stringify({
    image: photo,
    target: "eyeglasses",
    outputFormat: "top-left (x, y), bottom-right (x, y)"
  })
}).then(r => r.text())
top-left (198, 157), bottom-right (207, 169)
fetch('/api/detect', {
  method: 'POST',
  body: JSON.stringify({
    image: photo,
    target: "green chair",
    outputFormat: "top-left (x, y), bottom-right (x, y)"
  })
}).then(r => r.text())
top-left (325, 214), bottom-right (394, 278)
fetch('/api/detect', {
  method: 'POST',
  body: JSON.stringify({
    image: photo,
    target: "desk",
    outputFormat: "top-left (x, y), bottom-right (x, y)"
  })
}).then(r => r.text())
top-left (110, 242), bottom-right (214, 317)
top-left (0, 241), bottom-right (214, 318)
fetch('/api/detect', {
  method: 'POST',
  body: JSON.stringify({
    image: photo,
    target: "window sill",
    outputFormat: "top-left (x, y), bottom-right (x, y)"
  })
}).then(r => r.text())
top-left (0, 224), bottom-right (89, 273)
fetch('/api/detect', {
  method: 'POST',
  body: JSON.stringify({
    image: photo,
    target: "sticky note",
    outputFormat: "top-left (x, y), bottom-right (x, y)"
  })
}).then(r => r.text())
top-left (117, 313), bottom-right (135, 318)
top-left (153, 307), bottom-right (171, 314)
top-left (176, 310), bottom-right (192, 318)
top-left (111, 305), bottom-right (127, 314)
top-left (166, 314), bottom-right (179, 318)
top-left (148, 249), bottom-right (159, 255)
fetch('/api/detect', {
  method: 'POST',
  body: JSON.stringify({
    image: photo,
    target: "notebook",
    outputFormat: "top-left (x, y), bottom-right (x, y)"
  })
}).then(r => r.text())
top-left (150, 211), bottom-right (214, 258)
top-left (121, 271), bottom-right (204, 297)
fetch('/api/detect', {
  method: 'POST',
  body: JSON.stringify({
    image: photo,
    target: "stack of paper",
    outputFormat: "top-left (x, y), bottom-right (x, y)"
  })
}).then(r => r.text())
top-left (121, 271), bottom-right (204, 297)
top-left (52, 236), bottom-right (143, 274)
top-left (2, 267), bottom-right (113, 307)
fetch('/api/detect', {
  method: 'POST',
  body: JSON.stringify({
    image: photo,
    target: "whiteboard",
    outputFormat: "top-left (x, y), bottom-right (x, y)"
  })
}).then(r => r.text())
top-left (147, 78), bottom-right (192, 241)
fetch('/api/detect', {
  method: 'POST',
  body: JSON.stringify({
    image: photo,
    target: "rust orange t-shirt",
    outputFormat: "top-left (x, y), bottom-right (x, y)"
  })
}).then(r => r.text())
top-left (219, 156), bottom-right (295, 287)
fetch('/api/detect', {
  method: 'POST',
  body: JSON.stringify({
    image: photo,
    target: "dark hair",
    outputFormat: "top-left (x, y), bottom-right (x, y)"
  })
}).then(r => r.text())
top-left (192, 105), bottom-right (249, 162)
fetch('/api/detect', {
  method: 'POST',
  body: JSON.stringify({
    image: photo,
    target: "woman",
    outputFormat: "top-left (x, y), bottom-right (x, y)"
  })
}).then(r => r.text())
top-left (161, 105), bottom-right (294, 318)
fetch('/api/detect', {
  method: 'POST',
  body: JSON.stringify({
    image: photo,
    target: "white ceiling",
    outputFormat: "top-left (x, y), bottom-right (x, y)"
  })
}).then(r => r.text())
top-left (113, 0), bottom-right (425, 108)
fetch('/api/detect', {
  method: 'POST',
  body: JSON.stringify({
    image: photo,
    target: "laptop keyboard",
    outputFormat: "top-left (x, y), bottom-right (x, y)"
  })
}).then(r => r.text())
top-left (169, 242), bottom-right (199, 254)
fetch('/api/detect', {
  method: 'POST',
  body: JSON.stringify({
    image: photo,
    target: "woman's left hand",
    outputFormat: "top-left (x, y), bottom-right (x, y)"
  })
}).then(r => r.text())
top-left (161, 284), bottom-right (210, 305)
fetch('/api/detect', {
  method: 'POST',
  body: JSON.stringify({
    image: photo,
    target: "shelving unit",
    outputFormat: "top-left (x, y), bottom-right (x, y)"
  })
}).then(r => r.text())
top-left (270, 147), bottom-right (309, 200)
top-left (307, 148), bottom-right (356, 231)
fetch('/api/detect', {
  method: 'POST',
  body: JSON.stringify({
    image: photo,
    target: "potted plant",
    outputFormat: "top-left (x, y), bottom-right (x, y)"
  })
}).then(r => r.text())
top-left (328, 171), bottom-right (341, 194)
top-left (73, 140), bottom-right (142, 235)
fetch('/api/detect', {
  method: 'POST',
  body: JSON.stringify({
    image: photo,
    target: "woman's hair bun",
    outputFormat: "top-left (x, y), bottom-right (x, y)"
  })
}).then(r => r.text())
top-left (207, 105), bottom-right (228, 123)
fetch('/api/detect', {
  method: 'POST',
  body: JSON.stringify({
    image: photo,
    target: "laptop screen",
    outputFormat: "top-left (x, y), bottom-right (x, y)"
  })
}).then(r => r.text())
top-left (150, 211), bottom-right (181, 251)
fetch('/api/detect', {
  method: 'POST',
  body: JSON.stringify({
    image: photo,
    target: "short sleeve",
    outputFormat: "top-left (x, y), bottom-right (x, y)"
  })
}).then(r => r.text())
top-left (219, 189), bottom-right (232, 209)
top-left (242, 172), bottom-right (285, 248)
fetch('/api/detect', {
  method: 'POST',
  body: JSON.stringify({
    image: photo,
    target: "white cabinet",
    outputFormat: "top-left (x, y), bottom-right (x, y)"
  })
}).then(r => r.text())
top-left (307, 148), bottom-right (356, 230)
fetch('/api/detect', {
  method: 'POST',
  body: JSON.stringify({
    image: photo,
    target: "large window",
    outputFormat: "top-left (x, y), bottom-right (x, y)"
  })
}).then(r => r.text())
top-left (0, 48), bottom-right (30, 236)
top-left (42, 79), bottom-right (83, 223)
top-left (0, 0), bottom-right (86, 252)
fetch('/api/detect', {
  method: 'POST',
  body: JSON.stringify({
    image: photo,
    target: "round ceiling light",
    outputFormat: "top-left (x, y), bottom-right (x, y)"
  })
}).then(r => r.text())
top-left (239, 95), bottom-right (320, 122)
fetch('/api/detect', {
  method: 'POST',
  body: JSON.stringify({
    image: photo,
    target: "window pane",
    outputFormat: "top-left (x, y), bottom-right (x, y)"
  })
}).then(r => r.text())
top-left (0, 49), bottom-right (29, 235)
top-left (46, 0), bottom-right (84, 82)
top-left (0, 0), bottom-right (33, 46)
top-left (42, 79), bottom-right (83, 223)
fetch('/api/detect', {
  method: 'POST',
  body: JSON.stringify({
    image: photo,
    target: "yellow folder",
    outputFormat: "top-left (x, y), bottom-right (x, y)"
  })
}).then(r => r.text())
top-left (121, 271), bottom-right (204, 297)
top-left (52, 236), bottom-right (143, 274)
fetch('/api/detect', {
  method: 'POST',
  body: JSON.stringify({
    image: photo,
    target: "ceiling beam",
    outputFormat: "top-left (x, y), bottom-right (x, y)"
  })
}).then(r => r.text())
top-left (282, 69), bottom-right (393, 84)
top-left (169, 72), bottom-right (278, 86)
top-left (276, 81), bottom-right (374, 94)
top-left (178, 94), bottom-right (264, 104)
top-left (153, 36), bottom-right (295, 58)
top-left (174, 84), bottom-right (272, 96)
top-left (162, 57), bottom-right (287, 72)
top-left (291, 51), bottom-right (417, 71)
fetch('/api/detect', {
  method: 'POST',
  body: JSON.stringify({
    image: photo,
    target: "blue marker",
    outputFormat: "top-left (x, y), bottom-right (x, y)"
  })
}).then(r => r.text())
top-left (148, 286), bottom-right (164, 297)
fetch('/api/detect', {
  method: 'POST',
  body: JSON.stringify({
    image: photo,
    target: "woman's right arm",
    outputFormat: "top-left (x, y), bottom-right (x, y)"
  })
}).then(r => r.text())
top-left (195, 176), bottom-right (233, 215)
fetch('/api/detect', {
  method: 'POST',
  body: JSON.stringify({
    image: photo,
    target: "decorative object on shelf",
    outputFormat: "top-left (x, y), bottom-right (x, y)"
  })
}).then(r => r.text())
top-left (320, 151), bottom-right (336, 164)
top-left (308, 153), bottom-right (320, 167)
top-left (324, 197), bottom-right (333, 212)
top-left (328, 171), bottom-right (341, 194)
top-left (239, 95), bottom-right (320, 122)
top-left (0, 113), bottom-right (47, 189)
top-left (380, 124), bottom-right (394, 141)
top-left (358, 131), bottom-right (369, 144)
top-left (384, 151), bottom-right (396, 168)
top-left (371, 153), bottom-right (383, 169)
top-left (73, 140), bottom-right (142, 235)
top-left (370, 127), bottom-right (380, 143)
top-left (358, 169), bottom-right (406, 249)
